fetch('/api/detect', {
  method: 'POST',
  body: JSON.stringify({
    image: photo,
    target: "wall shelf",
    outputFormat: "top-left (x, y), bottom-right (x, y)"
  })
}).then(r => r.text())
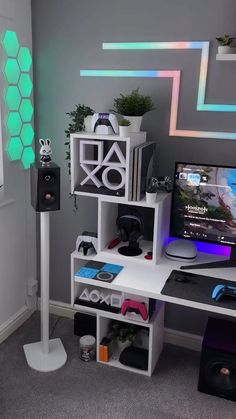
top-left (216, 53), bottom-right (236, 61)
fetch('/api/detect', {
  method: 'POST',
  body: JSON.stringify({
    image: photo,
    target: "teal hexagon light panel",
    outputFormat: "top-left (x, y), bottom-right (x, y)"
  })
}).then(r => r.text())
top-left (7, 137), bottom-right (23, 161)
top-left (2, 30), bottom-right (35, 169)
top-left (6, 86), bottom-right (21, 110)
top-left (18, 74), bottom-right (33, 97)
top-left (18, 47), bottom-right (32, 72)
top-left (4, 58), bottom-right (20, 84)
top-left (2, 30), bottom-right (19, 57)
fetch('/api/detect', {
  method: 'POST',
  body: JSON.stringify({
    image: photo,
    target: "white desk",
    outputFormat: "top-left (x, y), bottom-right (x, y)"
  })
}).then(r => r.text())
top-left (76, 251), bottom-right (236, 318)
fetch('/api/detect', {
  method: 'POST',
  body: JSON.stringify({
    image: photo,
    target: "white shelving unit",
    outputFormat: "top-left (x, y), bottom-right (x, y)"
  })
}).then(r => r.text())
top-left (70, 131), bottom-right (170, 375)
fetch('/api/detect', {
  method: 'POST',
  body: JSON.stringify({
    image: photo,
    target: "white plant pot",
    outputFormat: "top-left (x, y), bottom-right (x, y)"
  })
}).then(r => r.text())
top-left (123, 115), bottom-right (142, 133)
top-left (146, 192), bottom-right (157, 204)
top-left (218, 46), bottom-right (233, 54)
top-left (84, 115), bottom-right (93, 132)
top-left (119, 125), bottom-right (130, 137)
top-left (112, 341), bottom-right (131, 359)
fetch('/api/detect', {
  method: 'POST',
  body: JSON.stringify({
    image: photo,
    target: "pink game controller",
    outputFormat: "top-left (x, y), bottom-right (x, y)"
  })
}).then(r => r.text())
top-left (121, 299), bottom-right (148, 321)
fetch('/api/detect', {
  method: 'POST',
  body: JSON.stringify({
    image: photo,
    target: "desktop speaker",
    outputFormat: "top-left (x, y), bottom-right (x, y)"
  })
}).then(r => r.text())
top-left (30, 162), bottom-right (60, 212)
top-left (198, 317), bottom-right (236, 401)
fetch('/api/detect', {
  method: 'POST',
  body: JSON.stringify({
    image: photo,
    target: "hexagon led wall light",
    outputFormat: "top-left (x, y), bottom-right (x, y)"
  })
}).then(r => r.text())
top-left (2, 30), bottom-right (34, 168)
top-left (4, 58), bottom-right (20, 84)
top-left (18, 74), bottom-right (33, 97)
top-left (17, 47), bottom-right (32, 72)
top-left (19, 99), bottom-right (33, 122)
top-left (21, 124), bottom-right (34, 146)
top-left (6, 112), bottom-right (22, 136)
top-left (21, 146), bottom-right (35, 169)
top-left (7, 137), bottom-right (23, 161)
top-left (5, 86), bottom-right (21, 110)
top-left (2, 30), bottom-right (19, 57)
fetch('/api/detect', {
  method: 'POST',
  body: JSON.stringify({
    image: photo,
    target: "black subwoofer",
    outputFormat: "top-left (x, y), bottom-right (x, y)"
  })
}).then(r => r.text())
top-left (198, 317), bottom-right (236, 401)
top-left (30, 162), bottom-right (60, 212)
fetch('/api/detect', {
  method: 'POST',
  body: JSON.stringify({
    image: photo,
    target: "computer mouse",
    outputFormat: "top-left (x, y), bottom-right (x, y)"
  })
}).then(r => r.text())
top-left (175, 275), bottom-right (190, 283)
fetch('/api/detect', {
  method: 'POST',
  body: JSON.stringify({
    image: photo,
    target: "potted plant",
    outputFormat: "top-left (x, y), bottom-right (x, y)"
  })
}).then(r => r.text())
top-left (65, 104), bottom-right (94, 175)
top-left (216, 34), bottom-right (236, 54)
top-left (108, 320), bottom-right (139, 354)
top-left (119, 118), bottom-right (131, 137)
top-left (113, 88), bottom-right (155, 132)
top-left (146, 177), bottom-right (157, 204)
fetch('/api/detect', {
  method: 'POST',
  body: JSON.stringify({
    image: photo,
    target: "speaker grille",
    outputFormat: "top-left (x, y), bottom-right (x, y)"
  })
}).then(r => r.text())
top-left (205, 358), bottom-right (236, 393)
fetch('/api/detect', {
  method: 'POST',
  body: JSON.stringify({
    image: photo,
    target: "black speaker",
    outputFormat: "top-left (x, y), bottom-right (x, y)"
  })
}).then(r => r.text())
top-left (198, 317), bottom-right (236, 401)
top-left (74, 312), bottom-right (96, 337)
top-left (30, 162), bottom-right (60, 212)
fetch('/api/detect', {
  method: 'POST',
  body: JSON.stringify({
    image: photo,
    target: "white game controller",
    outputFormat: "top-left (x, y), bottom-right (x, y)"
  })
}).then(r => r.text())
top-left (91, 113), bottom-right (119, 134)
top-left (76, 231), bottom-right (98, 256)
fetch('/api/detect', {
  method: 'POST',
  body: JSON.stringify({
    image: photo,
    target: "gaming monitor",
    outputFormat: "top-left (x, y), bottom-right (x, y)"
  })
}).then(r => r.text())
top-left (170, 162), bottom-right (236, 269)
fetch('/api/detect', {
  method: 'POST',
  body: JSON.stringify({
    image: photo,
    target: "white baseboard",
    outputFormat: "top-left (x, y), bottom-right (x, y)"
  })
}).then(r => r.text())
top-left (0, 305), bottom-right (35, 344)
top-left (47, 300), bottom-right (203, 352)
top-left (164, 327), bottom-right (202, 352)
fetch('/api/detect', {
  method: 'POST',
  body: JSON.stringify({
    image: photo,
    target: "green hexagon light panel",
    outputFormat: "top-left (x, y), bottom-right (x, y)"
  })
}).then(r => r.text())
top-left (2, 30), bottom-right (35, 169)
top-left (7, 137), bottom-right (23, 161)
top-left (2, 30), bottom-right (19, 57)
top-left (6, 86), bottom-right (21, 110)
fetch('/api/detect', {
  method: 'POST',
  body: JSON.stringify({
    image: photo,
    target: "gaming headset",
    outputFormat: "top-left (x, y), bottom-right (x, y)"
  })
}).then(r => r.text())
top-left (116, 212), bottom-right (144, 242)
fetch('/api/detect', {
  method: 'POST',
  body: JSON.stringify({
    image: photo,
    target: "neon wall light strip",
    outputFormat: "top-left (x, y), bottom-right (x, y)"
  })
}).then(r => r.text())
top-left (102, 41), bottom-right (236, 112)
top-left (80, 41), bottom-right (236, 140)
top-left (80, 69), bottom-right (236, 140)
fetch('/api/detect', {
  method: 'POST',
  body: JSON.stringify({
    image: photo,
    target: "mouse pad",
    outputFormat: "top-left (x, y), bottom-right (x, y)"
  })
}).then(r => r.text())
top-left (161, 270), bottom-right (236, 310)
top-left (75, 260), bottom-right (123, 283)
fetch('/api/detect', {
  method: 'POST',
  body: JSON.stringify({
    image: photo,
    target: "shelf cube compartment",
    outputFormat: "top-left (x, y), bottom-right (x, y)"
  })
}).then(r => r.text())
top-left (70, 133), bottom-right (146, 200)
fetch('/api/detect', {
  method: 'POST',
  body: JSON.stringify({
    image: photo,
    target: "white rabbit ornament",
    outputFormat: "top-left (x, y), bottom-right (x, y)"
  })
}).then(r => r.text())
top-left (39, 138), bottom-right (52, 164)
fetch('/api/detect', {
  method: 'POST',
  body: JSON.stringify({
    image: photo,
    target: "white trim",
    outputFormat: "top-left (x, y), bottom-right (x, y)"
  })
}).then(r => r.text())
top-left (0, 190), bottom-right (15, 209)
top-left (45, 299), bottom-right (203, 352)
top-left (0, 305), bottom-right (35, 344)
top-left (164, 327), bottom-right (202, 352)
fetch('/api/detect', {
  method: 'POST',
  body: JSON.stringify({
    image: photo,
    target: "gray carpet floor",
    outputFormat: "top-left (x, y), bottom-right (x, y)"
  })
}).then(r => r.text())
top-left (0, 312), bottom-right (235, 419)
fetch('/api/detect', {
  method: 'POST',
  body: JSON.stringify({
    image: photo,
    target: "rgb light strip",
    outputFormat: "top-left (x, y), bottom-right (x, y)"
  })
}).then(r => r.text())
top-left (2, 30), bottom-right (35, 169)
top-left (80, 41), bottom-right (236, 140)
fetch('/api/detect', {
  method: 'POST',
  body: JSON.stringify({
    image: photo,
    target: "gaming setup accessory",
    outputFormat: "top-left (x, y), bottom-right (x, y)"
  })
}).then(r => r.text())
top-left (91, 112), bottom-right (119, 135)
top-left (121, 300), bottom-right (149, 321)
top-left (110, 212), bottom-right (144, 257)
top-left (76, 232), bottom-right (98, 256)
top-left (163, 162), bottom-right (236, 310)
top-left (212, 285), bottom-right (236, 302)
top-left (166, 162), bottom-right (236, 270)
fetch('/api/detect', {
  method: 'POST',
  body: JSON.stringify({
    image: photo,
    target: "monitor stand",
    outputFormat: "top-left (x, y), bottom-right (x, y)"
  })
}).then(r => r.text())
top-left (180, 247), bottom-right (236, 270)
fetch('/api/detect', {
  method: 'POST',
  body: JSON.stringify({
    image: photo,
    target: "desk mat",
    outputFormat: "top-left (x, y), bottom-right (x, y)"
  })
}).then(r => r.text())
top-left (161, 270), bottom-right (236, 310)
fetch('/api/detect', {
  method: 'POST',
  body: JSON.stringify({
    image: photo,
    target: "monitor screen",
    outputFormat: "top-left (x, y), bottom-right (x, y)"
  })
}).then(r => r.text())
top-left (170, 163), bottom-right (236, 247)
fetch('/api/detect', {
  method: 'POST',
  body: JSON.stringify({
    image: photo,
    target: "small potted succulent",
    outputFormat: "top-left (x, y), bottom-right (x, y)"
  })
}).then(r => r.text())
top-left (108, 320), bottom-right (138, 355)
top-left (113, 88), bottom-right (155, 132)
top-left (119, 118), bottom-right (131, 137)
top-left (216, 34), bottom-right (236, 54)
top-left (146, 177), bottom-right (158, 204)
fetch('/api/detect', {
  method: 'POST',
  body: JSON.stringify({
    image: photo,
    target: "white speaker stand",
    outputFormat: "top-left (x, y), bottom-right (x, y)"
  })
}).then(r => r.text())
top-left (23, 212), bottom-right (67, 372)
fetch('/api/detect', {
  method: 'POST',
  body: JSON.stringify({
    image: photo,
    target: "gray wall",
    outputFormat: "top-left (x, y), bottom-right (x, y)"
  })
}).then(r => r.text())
top-left (32, 0), bottom-right (236, 335)
top-left (0, 0), bottom-right (36, 330)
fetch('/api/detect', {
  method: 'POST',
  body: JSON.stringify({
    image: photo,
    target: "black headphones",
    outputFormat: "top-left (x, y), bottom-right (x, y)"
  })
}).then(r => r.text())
top-left (116, 213), bottom-right (144, 242)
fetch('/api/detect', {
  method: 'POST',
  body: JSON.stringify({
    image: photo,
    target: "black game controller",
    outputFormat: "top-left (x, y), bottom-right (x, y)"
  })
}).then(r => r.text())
top-left (76, 232), bottom-right (98, 256)
top-left (148, 176), bottom-right (172, 193)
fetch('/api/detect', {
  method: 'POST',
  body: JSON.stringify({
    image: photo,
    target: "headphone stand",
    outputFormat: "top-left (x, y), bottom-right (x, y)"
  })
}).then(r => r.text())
top-left (23, 212), bottom-right (67, 371)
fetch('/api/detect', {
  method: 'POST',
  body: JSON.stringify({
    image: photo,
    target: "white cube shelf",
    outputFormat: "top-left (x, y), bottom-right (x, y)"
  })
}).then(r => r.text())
top-left (98, 194), bottom-right (171, 265)
top-left (97, 301), bottom-right (164, 376)
top-left (70, 132), bottom-right (146, 200)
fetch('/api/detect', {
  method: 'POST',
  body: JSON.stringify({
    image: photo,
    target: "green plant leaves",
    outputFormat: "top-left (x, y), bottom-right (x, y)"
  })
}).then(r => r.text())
top-left (113, 88), bottom-right (155, 116)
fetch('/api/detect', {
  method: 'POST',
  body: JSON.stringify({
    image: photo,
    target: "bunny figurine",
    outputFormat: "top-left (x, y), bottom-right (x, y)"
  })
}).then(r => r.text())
top-left (39, 138), bottom-right (52, 164)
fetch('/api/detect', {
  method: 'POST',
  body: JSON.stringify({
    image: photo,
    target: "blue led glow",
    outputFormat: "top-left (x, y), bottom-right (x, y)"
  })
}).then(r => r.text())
top-left (80, 70), bottom-right (160, 77)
